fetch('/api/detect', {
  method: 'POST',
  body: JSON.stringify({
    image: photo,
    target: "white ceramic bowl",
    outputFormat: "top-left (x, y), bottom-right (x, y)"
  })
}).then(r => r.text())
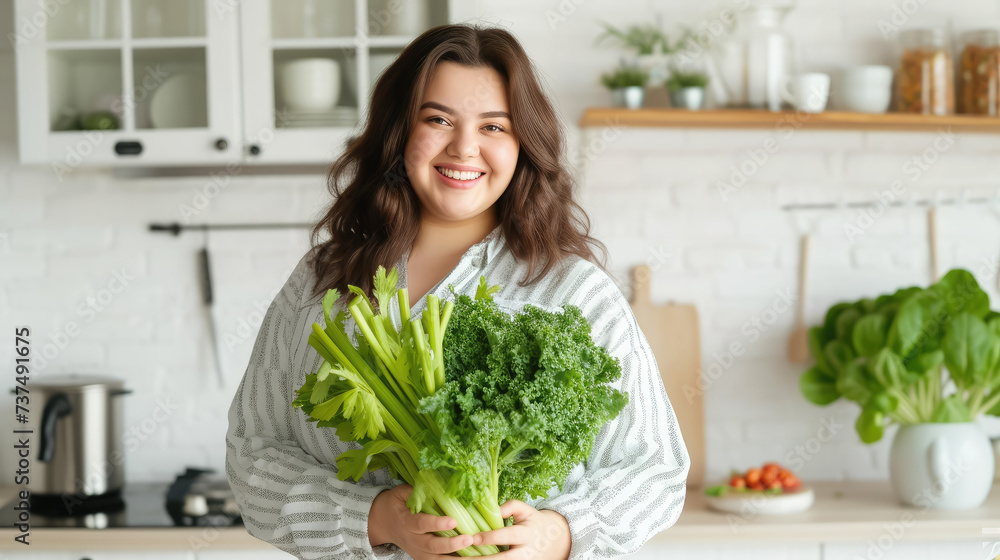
top-left (840, 65), bottom-right (893, 113)
top-left (279, 58), bottom-right (340, 113)
top-left (705, 485), bottom-right (815, 516)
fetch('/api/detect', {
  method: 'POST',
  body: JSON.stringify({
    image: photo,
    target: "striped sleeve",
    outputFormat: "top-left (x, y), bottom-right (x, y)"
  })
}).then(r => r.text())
top-left (224, 286), bottom-right (397, 559)
top-left (531, 265), bottom-right (691, 559)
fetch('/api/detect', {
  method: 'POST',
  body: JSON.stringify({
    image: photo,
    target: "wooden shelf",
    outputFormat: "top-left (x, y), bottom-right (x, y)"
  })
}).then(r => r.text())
top-left (580, 107), bottom-right (1000, 133)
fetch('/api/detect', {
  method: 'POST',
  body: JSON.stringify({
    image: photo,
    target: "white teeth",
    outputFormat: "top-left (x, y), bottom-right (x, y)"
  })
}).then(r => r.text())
top-left (436, 167), bottom-right (484, 181)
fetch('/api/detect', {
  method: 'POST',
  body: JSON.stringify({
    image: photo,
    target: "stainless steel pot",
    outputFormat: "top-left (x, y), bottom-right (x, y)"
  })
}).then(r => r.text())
top-left (28, 375), bottom-right (132, 497)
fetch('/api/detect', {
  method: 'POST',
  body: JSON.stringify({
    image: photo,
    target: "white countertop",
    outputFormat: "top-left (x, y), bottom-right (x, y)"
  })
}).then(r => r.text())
top-left (0, 481), bottom-right (996, 550)
top-left (658, 480), bottom-right (1000, 543)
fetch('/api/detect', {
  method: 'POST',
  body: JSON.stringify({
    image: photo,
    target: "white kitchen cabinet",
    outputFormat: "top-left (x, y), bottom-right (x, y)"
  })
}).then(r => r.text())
top-left (238, 0), bottom-right (459, 164)
top-left (14, 0), bottom-right (477, 167)
top-left (14, 0), bottom-right (242, 166)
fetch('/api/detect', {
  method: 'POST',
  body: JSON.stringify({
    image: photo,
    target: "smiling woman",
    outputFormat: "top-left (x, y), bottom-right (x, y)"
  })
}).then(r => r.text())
top-left (306, 24), bottom-right (606, 302)
top-left (226, 22), bottom-right (690, 560)
top-left (402, 61), bottom-right (520, 303)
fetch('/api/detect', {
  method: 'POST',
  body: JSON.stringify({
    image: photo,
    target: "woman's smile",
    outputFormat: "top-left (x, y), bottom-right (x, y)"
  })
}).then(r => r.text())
top-left (434, 165), bottom-right (486, 189)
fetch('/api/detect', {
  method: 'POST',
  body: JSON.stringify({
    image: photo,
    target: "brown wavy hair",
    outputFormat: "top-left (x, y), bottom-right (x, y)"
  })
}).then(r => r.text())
top-left (308, 23), bottom-right (608, 301)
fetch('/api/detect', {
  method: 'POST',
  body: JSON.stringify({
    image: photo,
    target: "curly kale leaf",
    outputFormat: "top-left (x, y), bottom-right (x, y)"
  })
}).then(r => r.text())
top-left (422, 288), bottom-right (628, 506)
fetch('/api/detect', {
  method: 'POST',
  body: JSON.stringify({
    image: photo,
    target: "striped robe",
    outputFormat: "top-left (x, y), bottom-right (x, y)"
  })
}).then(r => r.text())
top-left (225, 225), bottom-right (690, 559)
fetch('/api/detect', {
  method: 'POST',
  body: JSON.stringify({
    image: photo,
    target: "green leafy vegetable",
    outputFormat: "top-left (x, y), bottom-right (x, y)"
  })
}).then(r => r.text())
top-left (799, 268), bottom-right (1000, 444)
top-left (293, 267), bottom-right (628, 556)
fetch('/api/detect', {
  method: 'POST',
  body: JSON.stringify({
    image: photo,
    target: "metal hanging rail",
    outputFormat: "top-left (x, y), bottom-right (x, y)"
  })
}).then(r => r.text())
top-left (148, 222), bottom-right (314, 235)
top-left (779, 189), bottom-right (1000, 211)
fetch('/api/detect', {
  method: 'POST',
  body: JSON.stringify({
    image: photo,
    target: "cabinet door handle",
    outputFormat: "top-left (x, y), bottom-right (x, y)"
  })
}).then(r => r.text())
top-left (114, 141), bottom-right (143, 155)
top-left (248, 144), bottom-right (261, 156)
top-left (215, 138), bottom-right (228, 151)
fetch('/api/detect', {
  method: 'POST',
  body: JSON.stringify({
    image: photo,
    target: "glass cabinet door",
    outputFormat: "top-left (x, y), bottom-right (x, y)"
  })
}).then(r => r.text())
top-left (15, 0), bottom-right (474, 166)
top-left (15, 0), bottom-right (241, 166)
top-left (239, 0), bottom-right (450, 164)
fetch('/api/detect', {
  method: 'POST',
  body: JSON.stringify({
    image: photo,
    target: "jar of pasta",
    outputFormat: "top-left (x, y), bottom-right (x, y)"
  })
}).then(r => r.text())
top-left (959, 29), bottom-right (1000, 115)
top-left (895, 29), bottom-right (955, 115)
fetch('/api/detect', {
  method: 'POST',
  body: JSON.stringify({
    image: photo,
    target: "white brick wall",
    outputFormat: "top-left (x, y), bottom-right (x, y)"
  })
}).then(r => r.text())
top-left (2, 1), bottom-right (1000, 489)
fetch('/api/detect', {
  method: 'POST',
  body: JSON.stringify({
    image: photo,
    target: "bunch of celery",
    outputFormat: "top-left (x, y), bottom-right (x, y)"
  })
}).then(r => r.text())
top-left (293, 266), bottom-right (627, 557)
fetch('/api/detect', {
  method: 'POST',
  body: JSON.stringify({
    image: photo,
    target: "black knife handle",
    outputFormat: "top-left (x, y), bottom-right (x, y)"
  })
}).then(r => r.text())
top-left (198, 247), bottom-right (213, 306)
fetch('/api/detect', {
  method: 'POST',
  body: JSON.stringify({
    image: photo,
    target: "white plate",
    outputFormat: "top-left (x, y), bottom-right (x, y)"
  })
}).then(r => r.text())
top-left (705, 485), bottom-right (814, 516)
top-left (150, 72), bottom-right (207, 129)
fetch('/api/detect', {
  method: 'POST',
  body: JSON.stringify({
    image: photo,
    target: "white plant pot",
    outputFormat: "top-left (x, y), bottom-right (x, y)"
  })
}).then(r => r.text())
top-left (669, 87), bottom-right (706, 110)
top-left (624, 86), bottom-right (645, 109)
top-left (889, 422), bottom-right (994, 510)
top-left (611, 86), bottom-right (645, 109)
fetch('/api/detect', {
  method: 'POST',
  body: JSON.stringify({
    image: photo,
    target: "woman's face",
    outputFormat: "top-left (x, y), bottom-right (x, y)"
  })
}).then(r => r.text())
top-left (404, 61), bottom-right (519, 226)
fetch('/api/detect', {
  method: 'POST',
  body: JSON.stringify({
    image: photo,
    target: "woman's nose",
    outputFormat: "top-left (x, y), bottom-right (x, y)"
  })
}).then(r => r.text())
top-left (447, 126), bottom-right (480, 160)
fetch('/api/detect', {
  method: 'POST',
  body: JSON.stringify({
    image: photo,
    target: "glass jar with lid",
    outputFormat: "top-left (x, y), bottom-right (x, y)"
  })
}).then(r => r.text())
top-left (959, 29), bottom-right (1000, 115)
top-left (895, 28), bottom-right (955, 115)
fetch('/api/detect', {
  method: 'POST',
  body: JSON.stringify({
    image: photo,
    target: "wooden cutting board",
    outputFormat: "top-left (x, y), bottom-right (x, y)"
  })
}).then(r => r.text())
top-left (628, 265), bottom-right (706, 489)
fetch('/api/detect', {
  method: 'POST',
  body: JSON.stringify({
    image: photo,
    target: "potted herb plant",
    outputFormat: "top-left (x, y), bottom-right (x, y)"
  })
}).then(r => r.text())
top-left (601, 65), bottom-right (649, 109)
top-left (595, 21), bottom-right (672, 84)
top-left (666, 69), bottom-right (709, 110)
top-left (800, 269), bottom-right (998, 509)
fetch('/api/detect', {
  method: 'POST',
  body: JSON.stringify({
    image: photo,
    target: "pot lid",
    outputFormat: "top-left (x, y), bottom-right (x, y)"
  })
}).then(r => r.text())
top-left (30, 374), bottom-right (127, 393)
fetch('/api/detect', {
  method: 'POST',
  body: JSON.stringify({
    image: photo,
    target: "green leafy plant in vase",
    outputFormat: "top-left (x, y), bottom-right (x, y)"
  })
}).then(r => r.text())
top-left (665, 69), bottom-right (709, 110)
top-left (601, 65), bottom-right (649, 110)
top-left (800, 269), bottom-right (998, 509)
top-left (594, 21), bottom-right (674, 86)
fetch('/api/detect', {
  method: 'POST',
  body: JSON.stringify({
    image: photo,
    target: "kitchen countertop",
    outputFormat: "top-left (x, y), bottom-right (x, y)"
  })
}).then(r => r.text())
top-left (0, 481), bottom-right (996, 550)
top-left (657, 480), bottom-right (1000, 543)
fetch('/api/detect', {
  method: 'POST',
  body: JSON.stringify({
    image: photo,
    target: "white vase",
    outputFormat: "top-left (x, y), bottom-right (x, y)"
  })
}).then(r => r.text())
top-left (889, 422), bottom-right (994, 510)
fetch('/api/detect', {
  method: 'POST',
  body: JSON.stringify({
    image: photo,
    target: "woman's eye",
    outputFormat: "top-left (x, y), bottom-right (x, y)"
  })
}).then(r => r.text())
top-left (483, 124), bottom-right (505, 133)
top-left (429, 116), bottom-right (449, 125)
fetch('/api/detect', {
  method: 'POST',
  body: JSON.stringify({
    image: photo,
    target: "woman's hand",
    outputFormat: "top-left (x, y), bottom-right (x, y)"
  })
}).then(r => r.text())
top-left (368, 484), bottom-right (475, 559)
top-left (471, 500), bottom-right (572, 560)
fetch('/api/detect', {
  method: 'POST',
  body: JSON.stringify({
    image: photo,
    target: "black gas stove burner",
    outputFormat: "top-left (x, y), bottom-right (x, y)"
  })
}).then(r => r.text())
top-left (0, 466), bottom-right (242, 529)
top-left (29, 488), bottom-right (125, 516)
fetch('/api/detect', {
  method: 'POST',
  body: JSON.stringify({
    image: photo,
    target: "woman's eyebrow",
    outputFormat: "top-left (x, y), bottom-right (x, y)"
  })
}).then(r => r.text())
top-left (420, 101), bottom-right (511, 120)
